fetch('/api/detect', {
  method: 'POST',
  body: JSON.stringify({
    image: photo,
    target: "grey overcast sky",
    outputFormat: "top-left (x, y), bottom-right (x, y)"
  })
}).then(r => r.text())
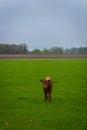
top-left (0, 0), bottom-right (87, 50)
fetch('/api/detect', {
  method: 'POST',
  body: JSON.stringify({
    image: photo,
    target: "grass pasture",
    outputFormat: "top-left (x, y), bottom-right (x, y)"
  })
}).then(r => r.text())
top-left (0, 58), bottom-right (87, 130)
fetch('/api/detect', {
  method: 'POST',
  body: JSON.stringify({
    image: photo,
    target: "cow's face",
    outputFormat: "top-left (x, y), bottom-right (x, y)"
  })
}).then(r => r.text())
top-left (40, 79), bottom-right (50, 88)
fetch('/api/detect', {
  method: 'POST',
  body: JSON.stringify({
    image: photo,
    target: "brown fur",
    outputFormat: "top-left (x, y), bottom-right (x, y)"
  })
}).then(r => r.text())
top-left (40, 77), bottom-right (53, 101)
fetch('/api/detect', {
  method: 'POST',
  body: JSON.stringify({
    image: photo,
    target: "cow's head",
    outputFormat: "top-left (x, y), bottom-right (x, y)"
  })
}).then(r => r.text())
top-left (40, 77), bottom-right (51, 88)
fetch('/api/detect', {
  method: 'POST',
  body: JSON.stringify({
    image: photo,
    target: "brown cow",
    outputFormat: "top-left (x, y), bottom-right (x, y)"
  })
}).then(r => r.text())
top-left (40, 77), bottom-right (53, 101)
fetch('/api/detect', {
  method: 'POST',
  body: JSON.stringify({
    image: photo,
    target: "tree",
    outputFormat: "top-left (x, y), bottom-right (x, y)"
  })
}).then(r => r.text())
top-left (49, 47), bottom-right (63, 54)
top-left (32, 49), bottom-right (41, 54)
top-left (64, 48), bottom-right (78, 54)
top-left (78, 47), bottom-right (87, 54)
top-left (42, 48), bottom-right (49, 54)
top-left (0, 43), bottom-right (28, 54)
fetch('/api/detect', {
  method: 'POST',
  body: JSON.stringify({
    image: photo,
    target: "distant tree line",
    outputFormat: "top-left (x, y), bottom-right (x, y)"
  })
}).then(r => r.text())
top-left (0, 43), bottom-right (28, 54)
top-left (0, 43), bottom-right (87, 54)
top-left (31, 46), bottom-right (87, 54)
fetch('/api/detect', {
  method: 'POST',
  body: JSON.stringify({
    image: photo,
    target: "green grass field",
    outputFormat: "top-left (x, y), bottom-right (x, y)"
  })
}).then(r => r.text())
top-left (0, 58), bottom-right (87, 130)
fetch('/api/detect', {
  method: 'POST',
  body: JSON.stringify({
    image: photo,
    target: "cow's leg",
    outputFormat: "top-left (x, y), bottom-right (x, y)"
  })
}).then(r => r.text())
top-left (48, 93), bottom-right (51, 101)
top-left (44, 93), bottom-right (48, 101)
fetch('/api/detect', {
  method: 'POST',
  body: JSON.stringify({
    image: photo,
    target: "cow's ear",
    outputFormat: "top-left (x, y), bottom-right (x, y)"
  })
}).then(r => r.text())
top-left (40, 79), bottom-right (43, 82)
